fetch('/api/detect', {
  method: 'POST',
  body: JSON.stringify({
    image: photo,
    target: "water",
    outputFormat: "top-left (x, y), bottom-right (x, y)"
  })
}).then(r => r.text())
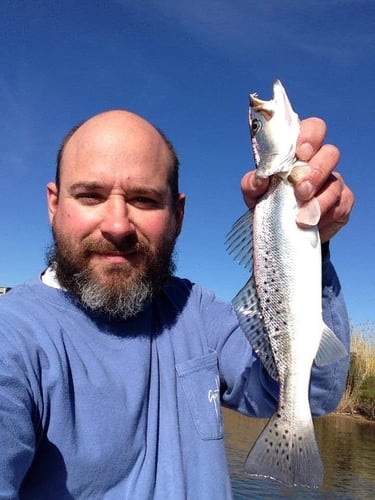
top-left (223, 408), bottom-right (375, 499)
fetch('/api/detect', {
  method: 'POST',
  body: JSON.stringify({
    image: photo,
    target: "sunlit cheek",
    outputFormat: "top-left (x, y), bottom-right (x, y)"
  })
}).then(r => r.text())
top-left (149, 214), bottom-right (177, 240)
top-left (56, 205), bottom-right (100, 239)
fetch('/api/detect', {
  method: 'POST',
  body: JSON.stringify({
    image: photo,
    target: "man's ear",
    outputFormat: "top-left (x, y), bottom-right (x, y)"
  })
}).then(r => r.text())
top-left (175, 193), bottom-right (186, 237)
top-left (47, 182), bottom-right (59, 225)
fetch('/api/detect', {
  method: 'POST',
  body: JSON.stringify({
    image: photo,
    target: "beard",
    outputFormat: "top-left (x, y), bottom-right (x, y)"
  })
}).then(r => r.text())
top-left (46, 227), bottom-right (177, 320)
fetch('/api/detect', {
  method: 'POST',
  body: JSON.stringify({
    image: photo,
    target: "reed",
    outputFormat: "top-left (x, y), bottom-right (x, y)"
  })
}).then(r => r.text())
top-left (337, 324), bottom-right (375, 419)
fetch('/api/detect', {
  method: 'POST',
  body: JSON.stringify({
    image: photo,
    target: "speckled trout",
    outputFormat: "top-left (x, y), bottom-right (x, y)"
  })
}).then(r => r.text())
top-left (226, 80), bottom-right (347, 488)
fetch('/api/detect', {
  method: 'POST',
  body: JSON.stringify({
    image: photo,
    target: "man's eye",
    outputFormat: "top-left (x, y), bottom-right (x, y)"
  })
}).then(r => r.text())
top-left (132, 196), bottom-right (160, 208)
top-left (76, 193), bottom-right (104, 204)
top-left (137, 196), bottom-right (153, 203)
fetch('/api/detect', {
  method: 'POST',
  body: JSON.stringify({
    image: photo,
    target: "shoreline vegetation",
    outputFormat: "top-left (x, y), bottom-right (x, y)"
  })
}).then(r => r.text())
top-left (336, 324), bottom-right (375, 421)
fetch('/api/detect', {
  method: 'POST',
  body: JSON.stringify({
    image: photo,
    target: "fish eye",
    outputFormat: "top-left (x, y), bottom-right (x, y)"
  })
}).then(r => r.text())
top-left (251, 118), bottom-right (262, 136)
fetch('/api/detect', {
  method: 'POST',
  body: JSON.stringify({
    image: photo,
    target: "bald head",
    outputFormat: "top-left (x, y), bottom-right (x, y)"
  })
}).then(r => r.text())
top-left (55, 110), bottom-right (180, 202)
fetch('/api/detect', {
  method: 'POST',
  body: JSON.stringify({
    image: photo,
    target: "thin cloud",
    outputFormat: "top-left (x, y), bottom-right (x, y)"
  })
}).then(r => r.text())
top-left (115, 0), bottom-right (375, 66)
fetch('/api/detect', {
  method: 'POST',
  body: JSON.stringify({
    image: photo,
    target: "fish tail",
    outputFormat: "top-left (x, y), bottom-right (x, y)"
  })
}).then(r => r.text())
top-left (244, 410), bottom-right (323, 488)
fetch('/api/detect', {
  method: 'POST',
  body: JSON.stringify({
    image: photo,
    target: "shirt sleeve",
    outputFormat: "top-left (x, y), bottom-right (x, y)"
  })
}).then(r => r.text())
top-left (0, 323), bottom-right (37, 499)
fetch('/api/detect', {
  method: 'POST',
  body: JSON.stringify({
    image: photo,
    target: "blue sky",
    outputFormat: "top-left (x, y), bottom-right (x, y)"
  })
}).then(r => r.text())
top-left (1, 0), bottom-right (374, 328)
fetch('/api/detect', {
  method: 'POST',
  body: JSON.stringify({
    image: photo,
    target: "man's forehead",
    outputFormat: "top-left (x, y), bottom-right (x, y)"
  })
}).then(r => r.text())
top-left (67, 111), bottom-right (162, 150)
top-left (58, 111), bottom-right (174, 188)
top-left (61, 113), bottom-right (170, 166)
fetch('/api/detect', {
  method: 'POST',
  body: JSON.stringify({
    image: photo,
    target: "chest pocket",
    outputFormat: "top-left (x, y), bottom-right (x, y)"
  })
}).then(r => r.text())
top-left (176, 350), bottom-right (223, 440)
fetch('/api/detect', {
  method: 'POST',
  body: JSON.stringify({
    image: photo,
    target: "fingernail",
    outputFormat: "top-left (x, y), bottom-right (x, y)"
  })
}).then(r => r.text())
top-left (288, 164), bottom-right (311, 185)
top-left (298, 143), bottom-right (314, 161)
top-left (296, 180), bottom-right (314, 200)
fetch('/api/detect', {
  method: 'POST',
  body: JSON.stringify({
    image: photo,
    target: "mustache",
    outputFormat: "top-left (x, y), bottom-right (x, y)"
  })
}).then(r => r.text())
top-left (81, 235), bottom-right (150, 256)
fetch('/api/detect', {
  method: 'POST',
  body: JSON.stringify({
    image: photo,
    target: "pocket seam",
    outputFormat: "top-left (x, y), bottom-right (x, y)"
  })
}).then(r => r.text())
top-left (176, 351), bottom-right (223, 441)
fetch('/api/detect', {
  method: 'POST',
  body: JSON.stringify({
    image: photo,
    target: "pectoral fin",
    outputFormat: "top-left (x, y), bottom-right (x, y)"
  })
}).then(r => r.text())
top-left (314, 324), bottom-right (348, 366)
top-left (225, 210), bottom-right (253, 270)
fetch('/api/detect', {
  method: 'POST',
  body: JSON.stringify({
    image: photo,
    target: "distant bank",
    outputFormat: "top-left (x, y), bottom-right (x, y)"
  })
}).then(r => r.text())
top-left (337, 325), bottom-right (375, 421)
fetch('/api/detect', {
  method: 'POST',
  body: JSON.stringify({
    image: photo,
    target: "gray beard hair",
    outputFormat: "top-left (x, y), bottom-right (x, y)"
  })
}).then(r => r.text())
top-left (72, 268), bottom-right (155, 320)
top-left (46, 235), bottom-right (176, 320)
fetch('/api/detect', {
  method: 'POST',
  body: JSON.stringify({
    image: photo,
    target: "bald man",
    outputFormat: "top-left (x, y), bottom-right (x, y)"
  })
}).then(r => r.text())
top-left (0, 110), bottom-right (352, 499)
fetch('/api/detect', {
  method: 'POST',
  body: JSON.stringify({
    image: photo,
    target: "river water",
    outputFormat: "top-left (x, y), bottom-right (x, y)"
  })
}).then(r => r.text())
top-left (223, 408), bottom-right (375, 499)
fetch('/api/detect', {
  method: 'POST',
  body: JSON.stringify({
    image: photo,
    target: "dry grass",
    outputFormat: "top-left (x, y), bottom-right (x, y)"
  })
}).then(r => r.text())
top-left (337, 324), bottom-right (375, 419)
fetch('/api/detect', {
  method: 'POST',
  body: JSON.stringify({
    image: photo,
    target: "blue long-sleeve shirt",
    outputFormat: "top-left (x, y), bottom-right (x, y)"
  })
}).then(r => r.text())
top-left (0, 256), bottom-right (350, 499)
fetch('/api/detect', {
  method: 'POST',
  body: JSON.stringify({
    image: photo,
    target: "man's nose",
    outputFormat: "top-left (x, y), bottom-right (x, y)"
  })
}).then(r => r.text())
top-left (99, 197), bottom-right (136, 243)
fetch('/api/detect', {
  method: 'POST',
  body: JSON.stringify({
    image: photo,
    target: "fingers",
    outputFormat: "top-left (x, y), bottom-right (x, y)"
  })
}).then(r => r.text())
top-left (294, 144), bottom-right (341, 201)
top-left (296, 117), bottom-right (326, 161)
top-left (293, 118), bottom-right (354, 241)
top-left (317, 173), bottom-right (354, 243)
top-left (241, 171), bottom-right (269, 209)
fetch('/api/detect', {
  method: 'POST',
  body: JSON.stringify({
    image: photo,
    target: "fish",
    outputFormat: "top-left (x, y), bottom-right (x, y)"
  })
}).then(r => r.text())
top-left (226, 80), bottom-right (347, 488)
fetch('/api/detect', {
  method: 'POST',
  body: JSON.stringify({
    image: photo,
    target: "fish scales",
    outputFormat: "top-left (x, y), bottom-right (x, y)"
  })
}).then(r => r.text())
top-left (226, 80), bottom-right (347, 488)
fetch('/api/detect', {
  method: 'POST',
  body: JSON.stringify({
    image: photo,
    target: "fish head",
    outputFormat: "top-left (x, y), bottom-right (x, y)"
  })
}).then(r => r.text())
top-left (249, 80), bottom-right (300, 178)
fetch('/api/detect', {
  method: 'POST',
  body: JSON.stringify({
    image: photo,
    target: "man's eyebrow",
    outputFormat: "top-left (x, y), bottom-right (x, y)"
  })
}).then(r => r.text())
top-left (68, 182), bottom-right (168, 198)
top-left (69, 182), bottom-right (105, 192)
top-left (129, 186), bottom-right (167, 197)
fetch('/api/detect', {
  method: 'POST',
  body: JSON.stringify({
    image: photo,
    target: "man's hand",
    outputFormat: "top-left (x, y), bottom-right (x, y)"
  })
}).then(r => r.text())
top-left (240, 117), bottom-right (354, 243)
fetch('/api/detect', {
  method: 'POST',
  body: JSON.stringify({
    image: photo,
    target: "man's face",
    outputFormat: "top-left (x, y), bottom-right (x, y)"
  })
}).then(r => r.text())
top-left (47, 111), bottom-right (185, 317)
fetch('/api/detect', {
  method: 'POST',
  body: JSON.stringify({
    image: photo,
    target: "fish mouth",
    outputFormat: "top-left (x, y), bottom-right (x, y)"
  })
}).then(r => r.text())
top-left (249, 92), bottom-right (267, 109)
top-left (249, 79), bottom-right (282, 118)
top-left (249, 92), bottom-right (276, 121)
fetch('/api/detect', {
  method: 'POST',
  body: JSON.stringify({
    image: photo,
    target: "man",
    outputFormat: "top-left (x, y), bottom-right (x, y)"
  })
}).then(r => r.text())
top-left (0, 110), bottom-right (353, 499)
